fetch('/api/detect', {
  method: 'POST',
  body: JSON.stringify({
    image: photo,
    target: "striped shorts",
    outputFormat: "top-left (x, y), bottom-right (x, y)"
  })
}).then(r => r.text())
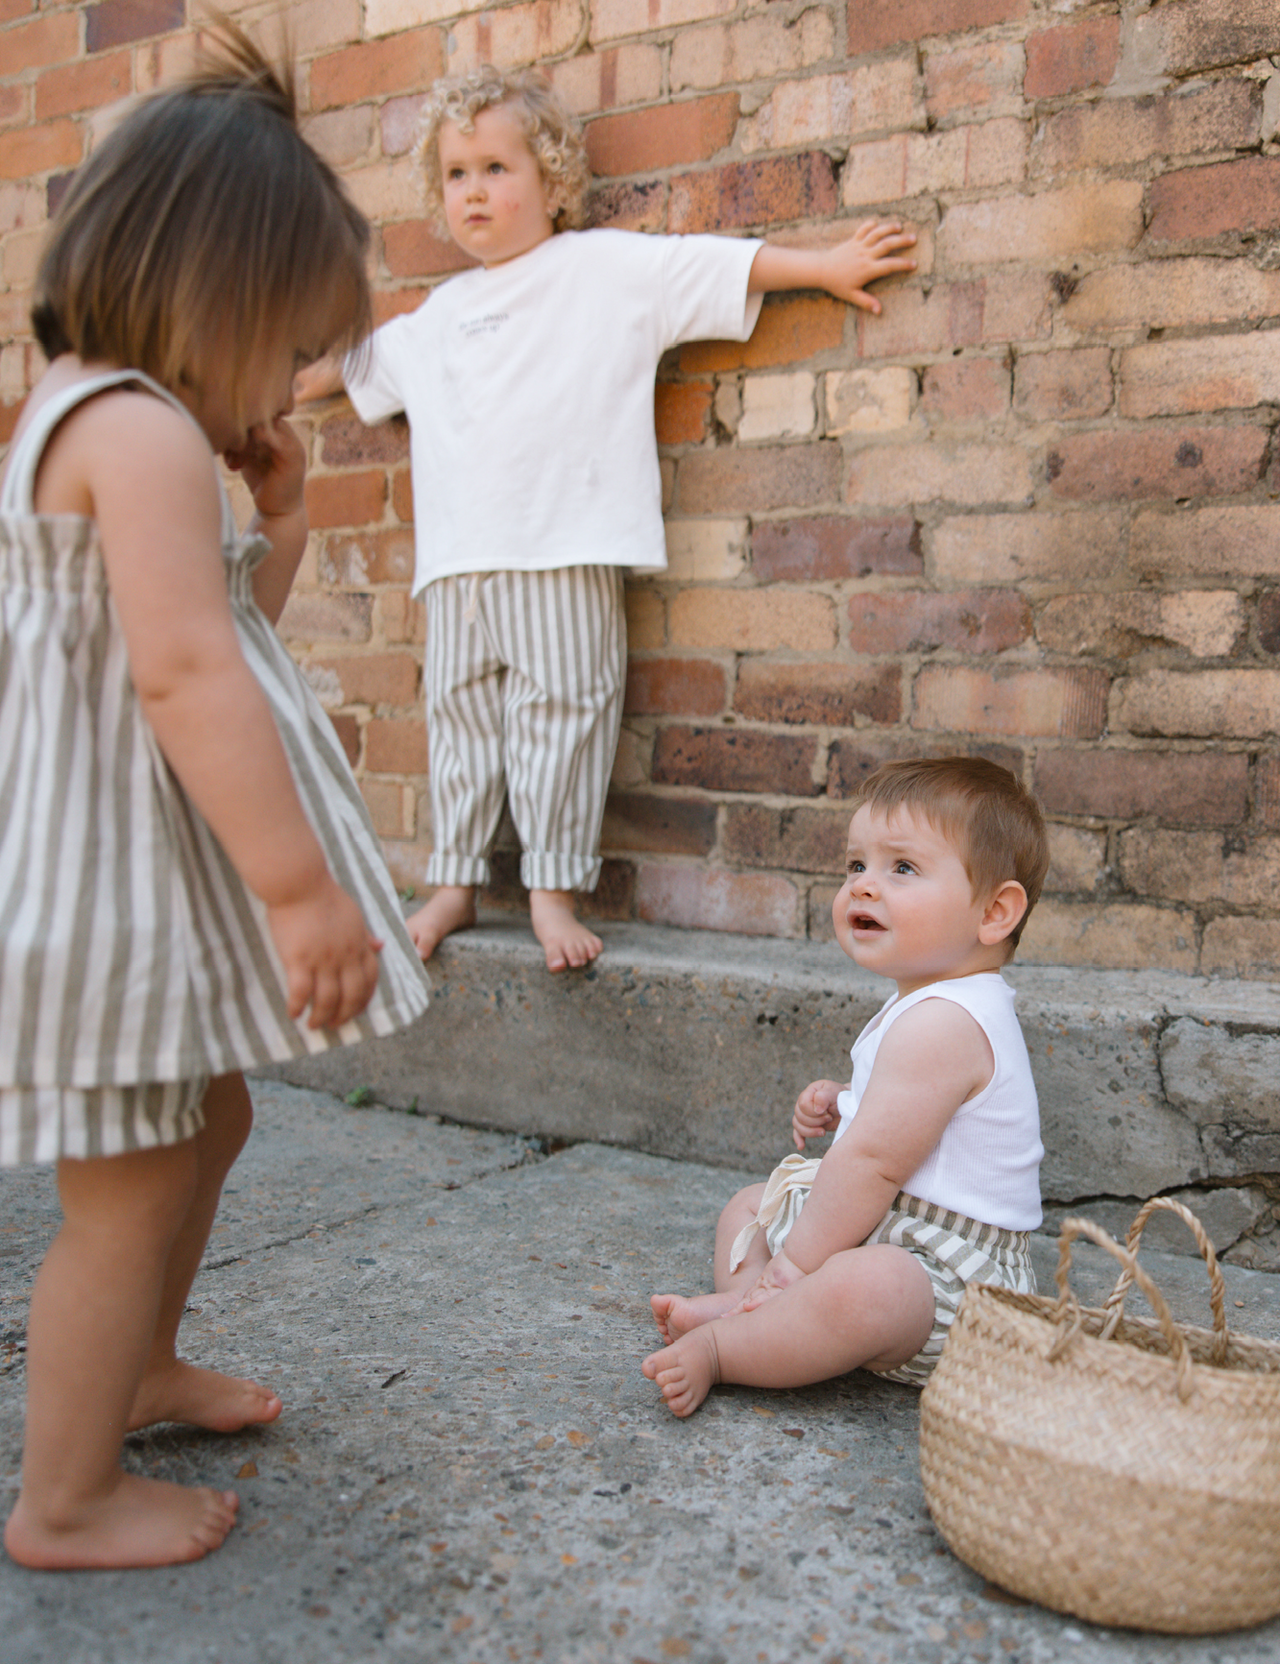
top-left (0, 1077), bottom-right (208, 1165)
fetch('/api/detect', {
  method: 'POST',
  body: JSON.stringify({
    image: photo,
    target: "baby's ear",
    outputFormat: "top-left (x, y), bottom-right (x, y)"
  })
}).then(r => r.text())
top-left (979, 879), bottom-right (1028, 946)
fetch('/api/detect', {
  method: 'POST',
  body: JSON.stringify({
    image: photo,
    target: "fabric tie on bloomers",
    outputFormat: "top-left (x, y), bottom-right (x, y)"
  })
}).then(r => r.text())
top-left (728, 1153), bottom-right (822, 1273)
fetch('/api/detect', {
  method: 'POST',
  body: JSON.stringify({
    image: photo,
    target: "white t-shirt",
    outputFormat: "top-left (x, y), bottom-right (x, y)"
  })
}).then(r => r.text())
top-left (833, 972), bottom-right (1043, 1232)
top-left (344, 228), bottom-right (763, 594)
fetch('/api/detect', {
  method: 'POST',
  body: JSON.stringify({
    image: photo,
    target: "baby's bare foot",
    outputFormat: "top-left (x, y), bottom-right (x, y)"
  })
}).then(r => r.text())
top-left (407, 887), bottom-right (477, 962)
top-left (129, 1360), bottom-right (282, 1434)
top-left (650, 1290), bottom-right (741, 1345)
top-left (4, 1472), bottom-right (238, 1569)
top-left (642, 1329), bottom-right (721, 1418)
top-left (529, 891), bottom-right (601, 973)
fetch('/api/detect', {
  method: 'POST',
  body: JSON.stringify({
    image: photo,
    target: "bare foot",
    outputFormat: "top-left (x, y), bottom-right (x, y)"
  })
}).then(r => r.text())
top-left (529, 890), bottom-right (601, 973)
top-left (643, 1329), bottom-right (721, 1419)
top-left (128, 1360), bottom-right (282, 1434)
top-left (650, 1290), bottom-right (741, 1345)
top-left (5, 1472), bottom-right (238, 1569)
top-left (406, 886), bottom-right (477, 961)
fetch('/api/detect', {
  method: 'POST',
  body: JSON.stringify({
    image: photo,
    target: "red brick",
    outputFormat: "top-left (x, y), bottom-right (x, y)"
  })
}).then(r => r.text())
top-left (860, 283), bottom-right (985, 359)
top-left (925, 40), bottom-right (1024, 122)
top-left (1, 12), bottom-right (80, 75)
top-left (848, 589), bottom-right (1031, 655)
top-left (0, 119), bottom-right (81, 181)
top-left (0, 401), bottom-right (21, 445)
top-left (320, 527), bottom-right (415, 587)
top-left (0, 83), bottom-right (26, 126)
top-left (1034, 748), bottom-right (1248, 825)
top-left (676, 442), bottom-right (841, 515)
top-left (584, 179), bottom-right (667, 232)
top-left (848, 0), bottom-right (1026, 54)
top-left (372, 287), bottom-right (430, 327)
top-left (327, 712), bottom-right (361, 768)
top-left (625, 656), bottom-right (727, 717)
top-left (278, 592), bottom-right (372, 643)
top-left (913, 665), bottom-right (1109, 739)
top-left (36, 50), bottom-right (131, 120)
top-left (1258, 754), bottom-right (1280, 829)
top-left (86, 0), bottom-right (183, 52)
top-left (378, 589), bottom-right (425, 644)
top-left (392, 468), bottom-right (413, 522)
top-left (310, 27), bottom-right (443, 110)
top-left (655, 381), bottom-right (712, 445)
top-left (383, 219), bottom-right (476, 279)
top-left (360, 779), bottom-right (408, 838)
top-left (1034, 82), bottom-right (1259, 179)
top-left (585, 93), bottom-right (738, 177)
top-left (1024, 15), bottom-right (1120, 99)
top-left (305, 470), bottom-right (388, 530)
top-left (669, 152), bottom-right (838, 235)
top-left (752, 516), bottom-right (921, 581)
top-left (1149, 157), bottom-right (1280, 244)
top-left (1137, 0), bottom-right (1280, 78)
top-left (1261, 591), bottom-right (1280, 655)
top-left (317, 651), bottom-right (419, 708)
top-left (636, 864), bottom-right (799, 938)
top-left (920, 357), bottom-right (1009, 422)
top-left (600, 792), bottom-right (717, 856)
top-left (1013, 349), bottom-right (1112, 421)
top-left (653, 726), bottom-right (821, 796)
top-left (721, 804), bottom-right (849, 874)
top-left (1046, 427), bottom-right (1267, 503)
top-left (0, 0), bottom-right (36, 21)
top-left (364, 716), bottom-right (429, 774)
top-left (734, 660), bottom-right (902, 727)
top-left (320, 413), bottom-right (409, 468)
top-left (828, 737), bottom-right (1024, 800)
top-left (680, 295), bottom-right (845, 374)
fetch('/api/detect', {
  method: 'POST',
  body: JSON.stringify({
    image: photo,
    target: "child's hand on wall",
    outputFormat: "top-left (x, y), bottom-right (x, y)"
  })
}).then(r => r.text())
top-left (792, 1078), bottom-right (844, 1150)
top-left (816, 220), bottom-right (918, 312)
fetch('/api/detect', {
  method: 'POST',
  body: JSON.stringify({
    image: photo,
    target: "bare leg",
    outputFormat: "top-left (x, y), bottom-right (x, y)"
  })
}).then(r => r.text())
top-left (128, 1074), bottom-right (281, 1434)
top-left (5, 1142), bottom-right (239, 1568)
top-left (529, 889), bottom-right (602, 973)
top-left (643, 1243), bottom-right (935, 1418)
top-left (651, 1184), bottom-right (768, 1343)
top-left (406, 885), bottom-right (477, 961)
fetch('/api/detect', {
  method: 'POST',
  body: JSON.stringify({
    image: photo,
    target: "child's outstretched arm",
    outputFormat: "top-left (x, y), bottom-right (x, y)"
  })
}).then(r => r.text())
top-left (748, 220), bottom-right (917, 313)
top-left (293, 356), bottom-right (345, 405)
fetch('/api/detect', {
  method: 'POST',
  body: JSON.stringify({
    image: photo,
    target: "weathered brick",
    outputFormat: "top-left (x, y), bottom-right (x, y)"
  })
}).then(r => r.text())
top-left (327, 712), bottom-right (361, 769)
top-left (1131, 506), bottom-right (1280, 579)
top-left (600, 791), bottom-right (717, 855)
top-left (1046, 427), bottom-right (1267, 503)
top-left (85, 0), bottom-right (182, 51)
top-left (848, 0), bottom-right (1026, 55)
top-left (0, 180), bottom-right (42, 235)
top-left (586, 93), bottom-right (738, 177)
top-left (828, 735), bottom-right (1024, 798)
top-left (3, 12), bottom-right (80, 75)
top-left (1018, 900), bottom-right (1198, 972)
top-left (670, 11), bottom-right (833, 94)
top-left (1024, 14), bottom-right (1120, 99)
top-left (742, 62), bottom-right (921, 154)
top-left (590, 0), bottom-right (734, 46)
top-left (378, 589), bottom-right (425, 644)
top-left (309, 27), bottom-right (442, 110)
top-left (1113, 670), bottom-right (1280, 739)
top-left (664, 518), bottom-right (748, 581)
top-left (1257, 754), bottom-right (1280, 828)
top-left (1149, 157), bottom-right (1280, 244)
top-left (722, 804), bottom-right (849, 874)
top-left (320, 527), bottom-right (415, 587)
top-left (636, 863), bottom-right (799, 937)
top-left (550, 44), bottom-right (663, 114)
top-left (320, 413), bottom-right (410, 468)
top-left (610, 723), bottom-right (649, 789)
top-left (849, 589), bottom-right (1031, 655)
top-left (0, 119), bottom-right (81, 181)
top-left (734, 660), bottom-right (902, 726)
top-left (844, 120), bottom-right (1027, 206)
top-left (942, 183), bottom-right (1144, 266)
top-left (36, 50), bottom-right (130, 120)
top-left (808, 880), bottom-right (839, 939)
top-left (680, 294), bottom-right (845, 374)
top-left (753, 515), bottom-right (921, 582)
top-left (1034, 747), bottom-right (1248, 825)
top-left (846, 442), bottom-right (1034, 509)
top-left (0, 81), bottom-right (27, 128)
top-left (314, 650), bottom-right (419, 708)
top-left (676, 441), bottom-right (842, 516)
top-left (449, 0), bottom-right (585, 67)
top-left (826, 367), bottom-right (913, 435)
top-left (1045, 824), bottom-right (1106, 895)
top-left (364, 716), bottom-right (429, 775)
top-left (1201, 917), bottom-right (1280, 979)
top-left (366, 0), bottom-right (482, 35)
top-left (913, 665), bottom-right (1109, 738)
top-left (383, 219), bottom-right (475, 280)
top-left (670, 589), bottom-right (836, 653)
top-left (302, 105), bottom-right (375, 171)
top-left (305, 470), bottom-right (387, 530)
top-left (1260, 591), bottom-right (1280, 656)
top-left (278, 0), bottom-right (362, 58)
top-left (652, 726), bottom-right (822, 796)
top-left (669, 153), bottom-right (838, 235)
top-left (376, 92), bottom-right (428, 159)
top-left (360, 778), bottom-right (414, 838)
top-left (626, 587), bottom-right (665, 651)
top-left (980, 270), bottom-right (1052, 346)
top-left (1131, 0), bottom-right (1280, 79)
top-left (1063, 258), bottom-right (1280, 335)
top-left (625, 656), bottom-right (727, 717)
top-left (1, 226), bottom-right (41, 288)
top-left (921, 356), bottom-right (1009, 423)
top-left (655, 381), bottom-right (712, 445)
top-left (1120, 331), bottom-right (1280, 420)
top-left (277, 592), bottom-right (372, 644)
top-left (584, 178), bottom-right (667, 231)
top-left (860, 282), bottom-right (985, 359)
top-left (1038, 591), bottom-right (1242, 660)
top-left (738, 372), bottom-right (816, 442)
top-left (1013, 348), bottom-right (1112, 421)
top-left (925, 40), bottom-right (1025, 122)
top-left (1034, 82), bottom-right (1258, 182)
top-left (372, 288), bottom-right (429, 328)
top-left (1119, 827), bottom-right (1280, 909)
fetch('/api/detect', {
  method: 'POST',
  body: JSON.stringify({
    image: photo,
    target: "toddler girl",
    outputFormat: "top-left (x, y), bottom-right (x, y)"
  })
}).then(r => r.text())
top-left (0, 29), bottom-right (429, 1568)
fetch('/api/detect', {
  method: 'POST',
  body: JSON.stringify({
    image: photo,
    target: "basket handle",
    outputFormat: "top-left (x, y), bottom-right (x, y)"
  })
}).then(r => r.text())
top-left (1097, 1196), bottom-right (1228, 1365)
top-left (1051, 1216), bottom-right (1195, 1400)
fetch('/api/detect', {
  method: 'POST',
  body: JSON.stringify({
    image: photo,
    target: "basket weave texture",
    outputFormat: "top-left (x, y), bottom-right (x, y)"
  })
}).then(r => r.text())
top-left (919, 1197), bottom-right (1280, 1634)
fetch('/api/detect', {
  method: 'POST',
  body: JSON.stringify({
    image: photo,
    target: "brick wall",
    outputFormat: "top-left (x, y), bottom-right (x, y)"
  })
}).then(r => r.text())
top-left (4, 0), bottom-right (1280, 975)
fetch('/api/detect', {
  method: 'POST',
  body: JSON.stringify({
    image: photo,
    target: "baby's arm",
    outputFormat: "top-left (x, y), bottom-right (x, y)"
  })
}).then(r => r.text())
top-left (748, 220), bottom-right (917, 313)
top-left (792, 1078), bottom-right (844, 1151)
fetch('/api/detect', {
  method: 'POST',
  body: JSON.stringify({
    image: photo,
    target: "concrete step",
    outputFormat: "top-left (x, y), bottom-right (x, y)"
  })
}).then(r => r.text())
top-left (269, 918), bottom-right (1280, 1267)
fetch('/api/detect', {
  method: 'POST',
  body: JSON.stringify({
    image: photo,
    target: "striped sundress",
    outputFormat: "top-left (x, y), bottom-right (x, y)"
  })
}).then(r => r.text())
top-left (0, 370), bottom-right (430, 1162)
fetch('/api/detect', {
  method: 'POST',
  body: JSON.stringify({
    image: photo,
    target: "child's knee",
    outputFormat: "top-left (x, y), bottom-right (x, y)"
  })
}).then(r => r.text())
top-left (721, 1182), bottom-right (766, 1225)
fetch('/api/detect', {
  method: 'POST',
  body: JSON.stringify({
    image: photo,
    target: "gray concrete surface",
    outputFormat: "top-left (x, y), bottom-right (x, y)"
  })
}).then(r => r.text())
top-left (4, 1078), bottom-right (1280, 1663)
top-left (271, 919), bottom-right (1280, 1264)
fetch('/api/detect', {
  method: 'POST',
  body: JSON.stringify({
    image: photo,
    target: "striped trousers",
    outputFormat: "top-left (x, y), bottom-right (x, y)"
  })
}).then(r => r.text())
top-left (422, 565), bottom-right (626, 893)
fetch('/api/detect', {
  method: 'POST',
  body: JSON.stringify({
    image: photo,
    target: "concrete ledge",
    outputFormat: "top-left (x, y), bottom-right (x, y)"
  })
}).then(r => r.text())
top-left (267, 918), bottom-right (1280, 1262)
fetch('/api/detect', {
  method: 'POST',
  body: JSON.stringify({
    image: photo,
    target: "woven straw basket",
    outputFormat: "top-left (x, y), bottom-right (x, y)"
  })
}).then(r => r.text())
top-left (919, 1197), bottom-right (1280, 1633)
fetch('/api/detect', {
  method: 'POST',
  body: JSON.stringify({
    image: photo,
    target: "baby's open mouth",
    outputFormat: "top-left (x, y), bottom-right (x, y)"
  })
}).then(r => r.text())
top-left (853, 914), bottom-right (884, 931)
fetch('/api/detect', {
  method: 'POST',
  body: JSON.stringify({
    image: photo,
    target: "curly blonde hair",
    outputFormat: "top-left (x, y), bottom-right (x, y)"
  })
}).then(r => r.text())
top-left (417, 65), bottom-right (590, 235)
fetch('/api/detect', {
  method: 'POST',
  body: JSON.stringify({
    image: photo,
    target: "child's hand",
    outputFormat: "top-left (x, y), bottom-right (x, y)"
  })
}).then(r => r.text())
top-left (266, 875), bottom-right (384, 1029)
top-left (818, 220), bottom-right (917, 313)
top-left (792, 1079), bottom-right (843, 1150)
top-left (734, 1250), bottom-right (807, 1315)
top-left (225, 415), bottom-right (306, 525)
